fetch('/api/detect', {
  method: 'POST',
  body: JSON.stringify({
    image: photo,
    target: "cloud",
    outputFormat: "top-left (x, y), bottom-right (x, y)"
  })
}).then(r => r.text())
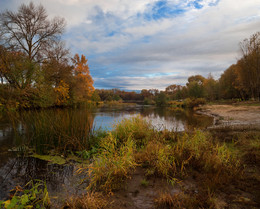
top-left (1, 0), bottom-right (260, 90)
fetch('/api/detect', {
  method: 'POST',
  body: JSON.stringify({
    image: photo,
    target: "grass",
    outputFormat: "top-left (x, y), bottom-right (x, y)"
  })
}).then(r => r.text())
top-left (135, 129), bottom-right (241, 191)
top-left (63, 192), bottom-right (109, 209)
top-left (140, 179), bottom-right (149, 187)
top-left (0, 180), bottom-right (50, 209)
top-left (75, 116), bottom-right (242, 203)
top-left (112, 115), bottom-right (153, 148)
top-left (154, 191), bottom-right (217, 209)
top-left (5, 114), bottom-right (256, 208)
top-left (167, 98), bottom-right (206, 108)
top-left (78, 133), bottom-right (137, 194)
top-left (103, 101), bottom-right (136, 106)
top-left (10, 108), bottom-right (104, 155)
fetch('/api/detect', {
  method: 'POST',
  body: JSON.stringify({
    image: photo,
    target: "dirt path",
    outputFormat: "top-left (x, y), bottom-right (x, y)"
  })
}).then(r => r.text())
top-left (198, 104), bottom-right (260, 129)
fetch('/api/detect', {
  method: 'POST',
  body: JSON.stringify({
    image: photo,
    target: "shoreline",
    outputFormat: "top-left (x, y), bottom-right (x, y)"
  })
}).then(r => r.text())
top-left (197, 104), bottom-right (260, 130)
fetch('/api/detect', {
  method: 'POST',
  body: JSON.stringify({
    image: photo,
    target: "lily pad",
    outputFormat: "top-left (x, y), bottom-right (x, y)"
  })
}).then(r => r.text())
top-left (32, 154), bottom-right (66, 165)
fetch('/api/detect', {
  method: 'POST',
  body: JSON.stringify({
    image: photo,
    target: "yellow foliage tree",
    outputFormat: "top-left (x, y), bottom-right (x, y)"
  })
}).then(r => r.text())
top-left (72, 54), bottom-right (94, 102)
top-left (54, 80), bottom-right (70, 105)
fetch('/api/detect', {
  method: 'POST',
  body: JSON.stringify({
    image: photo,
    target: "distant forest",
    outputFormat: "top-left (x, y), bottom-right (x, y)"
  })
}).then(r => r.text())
top-left (0, 2), bottom-right (259, 111)
top-left (94, 31), bottom-right (260, 105)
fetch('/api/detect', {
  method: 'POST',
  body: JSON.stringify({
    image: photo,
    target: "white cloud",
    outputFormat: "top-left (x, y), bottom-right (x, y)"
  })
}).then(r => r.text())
top-left (2, 0), bottom-right (260, 90)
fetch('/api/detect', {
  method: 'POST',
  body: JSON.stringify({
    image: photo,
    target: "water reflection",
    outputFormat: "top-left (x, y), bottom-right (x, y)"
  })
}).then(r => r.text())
top-left (0, 106), bottom-right (213, 200)
top-left (0, 157), bottom-right (83, 200)
top-left (93, 106), bottom-right (213, 131)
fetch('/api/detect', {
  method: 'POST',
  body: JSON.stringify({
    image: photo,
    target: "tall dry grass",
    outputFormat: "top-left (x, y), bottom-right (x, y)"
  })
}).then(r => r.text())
top-left (79, 133), bottom-right (137, 194)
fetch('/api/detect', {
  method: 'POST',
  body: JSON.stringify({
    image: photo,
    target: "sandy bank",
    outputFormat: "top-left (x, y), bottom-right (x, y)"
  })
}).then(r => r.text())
top-left (198, 104), bottom-right (260, 129)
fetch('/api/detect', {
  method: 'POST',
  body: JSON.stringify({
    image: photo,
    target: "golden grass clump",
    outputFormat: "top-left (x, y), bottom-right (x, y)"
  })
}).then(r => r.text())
top-left (112, 116), bottom-right (153, 147)
top-left (63, 192), bottom-right (109, 209)
top-left (135, 140), bottom-right (176, 178)
top-left (154, 191), bottom-right (216, 209)
top-left (79, 133), bottom-right (137, 194)
top-left (136, 128), bottom-right (241, 189)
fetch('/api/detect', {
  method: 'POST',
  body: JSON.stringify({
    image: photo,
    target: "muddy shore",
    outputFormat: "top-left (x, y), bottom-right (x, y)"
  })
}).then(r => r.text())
top-left (197, 104), bottom-right (260, 130)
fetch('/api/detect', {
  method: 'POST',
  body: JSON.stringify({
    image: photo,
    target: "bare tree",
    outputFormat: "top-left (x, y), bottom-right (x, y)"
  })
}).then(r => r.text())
top-left (0, 1), bottom-right (66, 62)
top-left (44, 41), bottom-right (70, 63)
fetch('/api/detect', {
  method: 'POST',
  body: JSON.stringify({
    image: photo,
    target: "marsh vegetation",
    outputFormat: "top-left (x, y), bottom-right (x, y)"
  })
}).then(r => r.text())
top-left (0, 2), bottom-right (260, 208)
top-left (0, 107), bottom-right (259, 208)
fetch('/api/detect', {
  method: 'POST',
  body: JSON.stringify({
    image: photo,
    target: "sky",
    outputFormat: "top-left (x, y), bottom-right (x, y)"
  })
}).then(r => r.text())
top-left (1, 0), bottom-right (260, 90)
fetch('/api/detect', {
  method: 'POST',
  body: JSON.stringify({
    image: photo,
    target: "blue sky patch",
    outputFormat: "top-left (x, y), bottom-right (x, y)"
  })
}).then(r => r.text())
top-left (189, 0), bottom-right (204, 9)
top-left (209, 0), bottom-right (221, 7)
top-left (145, 0), bottom-right (186, 20)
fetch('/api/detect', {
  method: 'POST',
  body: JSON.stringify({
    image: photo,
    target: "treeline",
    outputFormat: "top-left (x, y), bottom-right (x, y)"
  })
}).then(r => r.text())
top-left (0, 2), bottom-right (94, 110)
top-left (163, 32), bottom-right (260, 102)
top-left (1, 2), bottom-right (259, 110)
top-left (94, 32), bottom-right (260, 106)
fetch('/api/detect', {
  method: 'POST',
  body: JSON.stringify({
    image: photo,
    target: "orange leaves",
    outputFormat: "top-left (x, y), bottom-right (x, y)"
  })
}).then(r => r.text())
top-left (71, 54), bottom-right (94, 102)
top-left (54, 80), bottom-right (70, 105)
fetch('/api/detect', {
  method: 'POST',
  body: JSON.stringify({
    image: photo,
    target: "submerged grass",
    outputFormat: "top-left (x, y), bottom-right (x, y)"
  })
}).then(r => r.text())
top-left (10, 108), bottom-right (104, 155)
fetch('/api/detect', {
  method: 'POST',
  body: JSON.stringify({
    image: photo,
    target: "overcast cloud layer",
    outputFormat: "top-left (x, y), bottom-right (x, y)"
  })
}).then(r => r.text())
top-left (1, 0), bottom-right (260, 90)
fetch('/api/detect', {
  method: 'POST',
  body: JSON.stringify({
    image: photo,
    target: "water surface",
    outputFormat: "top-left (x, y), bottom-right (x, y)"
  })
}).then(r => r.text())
top-left (0, 105), bottom-right (213, 200)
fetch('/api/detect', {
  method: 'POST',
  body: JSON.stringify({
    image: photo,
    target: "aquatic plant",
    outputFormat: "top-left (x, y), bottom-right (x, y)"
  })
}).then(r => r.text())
top-left (11, 108), bottom-right (99, 154)
top-left (0, 180), bottom-right (50, 209)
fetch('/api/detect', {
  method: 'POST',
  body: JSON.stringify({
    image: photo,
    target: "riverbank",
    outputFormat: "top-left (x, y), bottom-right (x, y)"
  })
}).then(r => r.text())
top-left (197, 103), bottom-right (260, 129)
top-left (1, 107), bottom-right (259, 208)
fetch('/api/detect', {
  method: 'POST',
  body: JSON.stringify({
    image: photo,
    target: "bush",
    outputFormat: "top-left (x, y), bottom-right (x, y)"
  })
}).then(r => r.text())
top-left (183, 98), bottom-right (206, 108)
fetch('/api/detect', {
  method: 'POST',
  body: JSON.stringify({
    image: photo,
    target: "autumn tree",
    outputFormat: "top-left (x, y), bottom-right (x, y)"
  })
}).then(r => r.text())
top-left (155, 91), bottom-right (168, 106)
top-left (187, 75), bottom-right (205, 85)
top-left (204, 74), bottom-right (218, 100)
top-left (219, 64), bottom-right (241, 99)
top-left (71, 54), bottom-right (94, 102)
top-left (141, 89), bottom-right (153, 99)
top-left (0, 45), bottom-right (34, 89)
top-left (186, 75), bottom-right (206, 98)
top-left (238, 32), bottom-right (260, 100)
top-left (0, 2), bottom-right (66, 89)
top-left (165, 84), bottom-right (183, 100)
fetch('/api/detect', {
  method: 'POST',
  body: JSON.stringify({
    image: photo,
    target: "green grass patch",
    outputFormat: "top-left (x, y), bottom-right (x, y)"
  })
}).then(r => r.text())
top-left (31, 154), bottom-right (66, 165)
top-left (0, 180), bottom-right (50, 209)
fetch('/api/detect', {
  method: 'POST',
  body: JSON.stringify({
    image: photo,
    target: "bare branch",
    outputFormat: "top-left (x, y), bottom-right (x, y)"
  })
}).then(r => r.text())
top-left (0, 1), bottom-right (66, 62)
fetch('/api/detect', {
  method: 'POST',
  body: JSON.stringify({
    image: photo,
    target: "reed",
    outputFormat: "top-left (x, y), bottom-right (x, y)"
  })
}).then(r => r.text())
top-left (11, 108), bottom-right (98, 154)
top-left (112, 115), bottom-right (153, 148)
